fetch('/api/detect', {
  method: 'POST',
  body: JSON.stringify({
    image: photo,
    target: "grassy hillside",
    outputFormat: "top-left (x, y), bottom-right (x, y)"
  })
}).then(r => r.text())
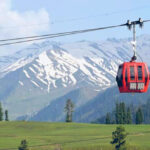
top-left (0, 122), bottom-right (150, 150)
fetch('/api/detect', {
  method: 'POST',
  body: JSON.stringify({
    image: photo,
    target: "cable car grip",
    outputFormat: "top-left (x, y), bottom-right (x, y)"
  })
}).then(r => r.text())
top-left (126, 18), bottom-right (143, 62)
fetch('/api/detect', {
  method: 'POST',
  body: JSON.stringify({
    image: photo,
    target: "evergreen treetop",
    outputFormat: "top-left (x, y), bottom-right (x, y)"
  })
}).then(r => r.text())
top-left (5, 110), bottom-right (9, 121)
top-left (64, 99), bottom-right (74, 122)
top-left (0, 102), bottom-right (3, 121)
top-left (106, 113), bottom-right (111, 124)
top-left (111, 126), bottom-right (127, 150)
top-left (18, 139), bottom-right (29, 150)
top-left (136, 107), bottom-right (143, 124)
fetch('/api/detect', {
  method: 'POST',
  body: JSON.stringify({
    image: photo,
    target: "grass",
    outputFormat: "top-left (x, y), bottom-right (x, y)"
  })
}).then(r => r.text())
top-left (0, 122), bottom-right (150, 150)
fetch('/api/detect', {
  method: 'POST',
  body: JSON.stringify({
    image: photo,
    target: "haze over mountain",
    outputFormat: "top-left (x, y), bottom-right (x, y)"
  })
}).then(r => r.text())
top-left (0, 35), bottom-right (150, 121)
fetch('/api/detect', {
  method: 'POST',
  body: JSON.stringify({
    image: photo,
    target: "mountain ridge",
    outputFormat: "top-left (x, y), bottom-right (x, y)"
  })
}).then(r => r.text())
top-left (0, 35), bottom-right (150, 120)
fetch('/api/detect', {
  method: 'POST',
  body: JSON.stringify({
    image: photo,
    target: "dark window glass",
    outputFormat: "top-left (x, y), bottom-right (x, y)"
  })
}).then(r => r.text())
top-left (138, 66), bottom-right (142, 80)
top-left (130, 66), bottom-right (135, 80)
top-left (116, 65), bottom-right (123, 87)
top-left (145, 67), bottom-right (148, 85)
top-left (118, 66), bottom-right (122, 78)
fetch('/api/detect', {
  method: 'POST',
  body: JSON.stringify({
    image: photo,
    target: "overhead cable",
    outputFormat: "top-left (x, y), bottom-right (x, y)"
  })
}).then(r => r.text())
top-left (0, 23), bottom-right (126, 46)
top-left (0, 18), bottom-right (149, 46)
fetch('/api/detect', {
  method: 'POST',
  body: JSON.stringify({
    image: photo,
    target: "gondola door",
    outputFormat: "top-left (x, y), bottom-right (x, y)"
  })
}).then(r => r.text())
top-left (128, 64), bottom-right (137, 91)
top-left (137, 64), bottom-right (145, 91)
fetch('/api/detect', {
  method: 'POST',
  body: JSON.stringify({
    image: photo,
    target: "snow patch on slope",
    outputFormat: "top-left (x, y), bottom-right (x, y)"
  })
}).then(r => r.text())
top-left (31, 80), bottom-right (40, 87)
top-left (23, 70), bottom-right (30, 78)
top-left (19, 81), bottom-right (24, 86)
top-left (29, 67), bottom-right (36, 74)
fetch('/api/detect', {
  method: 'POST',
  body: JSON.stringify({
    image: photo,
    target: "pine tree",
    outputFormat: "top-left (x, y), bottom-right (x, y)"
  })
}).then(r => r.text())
top-left (0, 102), bottom-right (3, 121)
top-left (126, 107), bottom-right (132, 124)
top-left (64, 99), bottom-right (74, 122)
top-left (118, 103), bottom-right (123, 124)
top-left (136, 108), bottom-right (143, 124)
top-left (121, 102), bottom-right (127, 124)
top-left (115, 102), bottom-right (128, 124)
top-left (106, 113), bottom-right (111, 124)
top-left (18, 139), bottom-right (29, 150)
top-left (115, 102), bottom-right (120, 124)
top-left (139, 107), bottom-right (143, 124)
top-left (144, 99), bottom-right (150, 123)
top-left (136, 110), bottom-right (139, 124)
top-left (5, 110), bottom-right (9, 121)
top-left (111, 126), bottom-right (127, 150)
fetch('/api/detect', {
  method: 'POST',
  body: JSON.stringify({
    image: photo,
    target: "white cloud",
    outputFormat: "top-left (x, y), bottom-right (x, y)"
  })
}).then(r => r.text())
top-left (0, 0), bottom-right (11, 11)
top-left (0, 0), bottom-right (51, 55)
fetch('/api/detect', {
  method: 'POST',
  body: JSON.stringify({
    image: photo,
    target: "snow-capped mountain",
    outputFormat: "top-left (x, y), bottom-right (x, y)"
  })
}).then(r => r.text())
top-left (0, 41), bottom-right (62, 77)
top-left (0, 35), bottom-right (150, 120)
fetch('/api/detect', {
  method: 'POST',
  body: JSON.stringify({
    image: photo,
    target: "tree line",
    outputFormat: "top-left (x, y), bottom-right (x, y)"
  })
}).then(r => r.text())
top-left (105, 102), bottom-right (143, 124)
top-left (0, 102), bottom-right (9, 121)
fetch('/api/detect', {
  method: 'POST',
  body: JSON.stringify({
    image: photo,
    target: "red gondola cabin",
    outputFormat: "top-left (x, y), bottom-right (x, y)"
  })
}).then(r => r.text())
top-left (116, 62), bottom-right (150, 93)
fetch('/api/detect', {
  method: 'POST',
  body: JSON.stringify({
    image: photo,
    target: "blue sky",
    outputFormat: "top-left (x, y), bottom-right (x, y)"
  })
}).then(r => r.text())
top-left (0, 0), bottom-right (150, 55)
top-left (11, 0), bottom-right (150, 40)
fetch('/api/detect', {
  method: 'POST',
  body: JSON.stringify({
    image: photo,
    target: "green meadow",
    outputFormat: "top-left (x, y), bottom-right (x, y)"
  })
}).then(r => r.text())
top-left (0, 122), bottom-right (150, 150)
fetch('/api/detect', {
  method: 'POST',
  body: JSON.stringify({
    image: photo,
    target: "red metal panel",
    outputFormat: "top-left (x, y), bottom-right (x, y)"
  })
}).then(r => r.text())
top-left (117, 62), bottom-right (150, 93)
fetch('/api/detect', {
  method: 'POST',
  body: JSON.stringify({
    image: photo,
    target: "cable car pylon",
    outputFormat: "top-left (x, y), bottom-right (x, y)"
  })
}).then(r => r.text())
top-left (116, 18), bottom-right (150, 93)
